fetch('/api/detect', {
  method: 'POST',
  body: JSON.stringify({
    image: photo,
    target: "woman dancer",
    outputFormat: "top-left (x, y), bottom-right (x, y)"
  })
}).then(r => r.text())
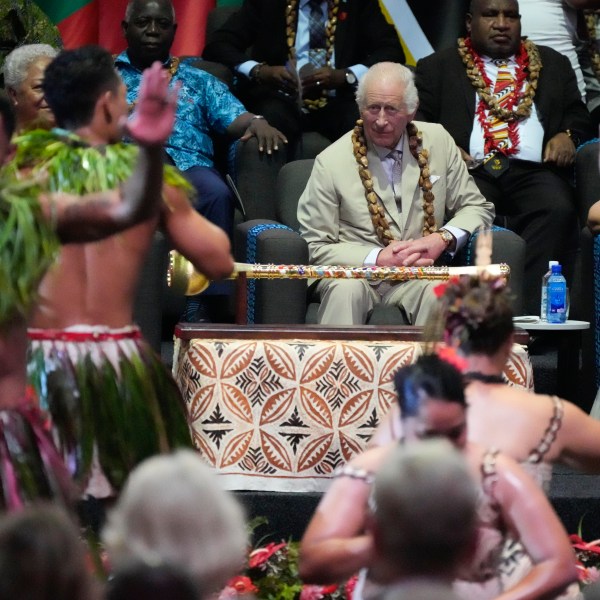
top-left (299, 354), bottom-right (577, 600)
top-left (372, 275), bottom-right (600, 488)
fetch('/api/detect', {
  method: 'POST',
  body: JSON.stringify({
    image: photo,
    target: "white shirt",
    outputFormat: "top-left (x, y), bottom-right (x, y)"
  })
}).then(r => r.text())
top-left (519, 0), bottom-right (586, 100)
top-left (236, 0), bottom-right (366, 81)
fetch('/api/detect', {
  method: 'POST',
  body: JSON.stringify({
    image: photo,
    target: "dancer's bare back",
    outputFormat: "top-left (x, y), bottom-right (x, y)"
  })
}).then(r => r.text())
top-left (30, 184), bottom-right (233, 329)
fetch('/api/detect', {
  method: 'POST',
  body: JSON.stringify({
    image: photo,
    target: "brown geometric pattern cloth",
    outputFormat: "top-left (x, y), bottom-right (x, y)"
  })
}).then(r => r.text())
top-left (173, 338), bottom-right (533, 492)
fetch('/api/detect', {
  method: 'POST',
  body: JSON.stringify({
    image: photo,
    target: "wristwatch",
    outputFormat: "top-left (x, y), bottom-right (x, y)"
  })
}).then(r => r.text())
top-left (564, 129), bottom-right (580, 147)
top-left (345, 69), bottom-right (357, 87)
top-left (437, 228), bottom-right (454, 248)
top-left (250, 62), bottom-right (266, 82)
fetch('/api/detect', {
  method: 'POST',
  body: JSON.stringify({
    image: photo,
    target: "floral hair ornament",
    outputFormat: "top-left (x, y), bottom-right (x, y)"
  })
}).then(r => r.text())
top-left (433, 276), bottom-right (460, 299)
top-left (436, 345), bottom-right (469, 373)
top-left (424, 273), bottom-right (510, 351)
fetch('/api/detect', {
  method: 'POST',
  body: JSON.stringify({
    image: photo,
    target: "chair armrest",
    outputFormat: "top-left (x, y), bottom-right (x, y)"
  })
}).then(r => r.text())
top-left (235, 220), bottom-right (309, 324)
top-left (228, 138), bottom-right (287, 222)
top-left (576, 141), bottom-right (600, 226)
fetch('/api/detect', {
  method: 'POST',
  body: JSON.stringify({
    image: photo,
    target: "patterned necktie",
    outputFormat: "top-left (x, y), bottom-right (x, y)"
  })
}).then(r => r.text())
top-left (308, 0), bottom-right (327, 67)
top-left (388, 149), bottom-right (403, 212)
top-left (487, 60), bottom-right (515, 153)
top-left (390, 149), bottom-right (403, 195)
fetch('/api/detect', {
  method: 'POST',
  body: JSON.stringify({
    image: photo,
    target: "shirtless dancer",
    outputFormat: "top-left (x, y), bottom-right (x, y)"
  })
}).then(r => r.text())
top-left (15, 46), bottom-right (233, 499)
top-left (0, 59), bottom-right (180, 509)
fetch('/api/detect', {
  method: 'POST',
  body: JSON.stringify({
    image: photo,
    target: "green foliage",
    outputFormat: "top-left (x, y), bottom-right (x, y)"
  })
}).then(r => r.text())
top-left (6, 128), bottom-right (194, 197)
top-left (0, 176), bottom-right (59, 325)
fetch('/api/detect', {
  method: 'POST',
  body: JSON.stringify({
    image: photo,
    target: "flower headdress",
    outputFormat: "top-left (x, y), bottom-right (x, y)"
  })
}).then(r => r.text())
top-left (424, 274), bottom-right (511, 353)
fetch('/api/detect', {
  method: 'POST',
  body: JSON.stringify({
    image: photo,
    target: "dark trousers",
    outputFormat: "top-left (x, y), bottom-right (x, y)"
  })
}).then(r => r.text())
top-left (472, 161), bottom-right (578, 315)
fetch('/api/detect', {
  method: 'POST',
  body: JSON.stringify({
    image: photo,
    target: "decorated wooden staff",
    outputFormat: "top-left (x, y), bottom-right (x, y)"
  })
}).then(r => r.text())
top-left (168, 251), bottom-right (510, 296)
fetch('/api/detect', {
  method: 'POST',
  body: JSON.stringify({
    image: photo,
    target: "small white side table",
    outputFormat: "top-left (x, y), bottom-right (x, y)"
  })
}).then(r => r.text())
top-left (514, 319), bottom-right (590, 401)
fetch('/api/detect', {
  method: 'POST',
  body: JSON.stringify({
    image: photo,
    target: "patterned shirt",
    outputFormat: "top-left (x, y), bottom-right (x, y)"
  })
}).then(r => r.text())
top-left (115, 51), bottom-right (247, 171)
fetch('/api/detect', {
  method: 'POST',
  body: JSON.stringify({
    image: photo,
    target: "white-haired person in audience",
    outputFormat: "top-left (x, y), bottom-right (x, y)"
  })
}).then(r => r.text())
top-left (3, 43), bottom-right (58, 132)
top-left (367, 439), bottom-right (477, 600)
top-left (102, 449), bottom-right (248, 599)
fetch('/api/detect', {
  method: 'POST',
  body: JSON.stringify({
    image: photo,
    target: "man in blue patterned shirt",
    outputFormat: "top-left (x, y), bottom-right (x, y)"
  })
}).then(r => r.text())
top-left (116, 0), bottom-right (287, 322)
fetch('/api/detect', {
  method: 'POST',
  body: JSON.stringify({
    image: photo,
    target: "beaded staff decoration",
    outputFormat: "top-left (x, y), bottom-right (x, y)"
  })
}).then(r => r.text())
top-left (285, 0), bottom-right (340, 110)
top-left (351, 119), bottom-right (436, 245)
top-left (168, 251), bottom-right (510, 295)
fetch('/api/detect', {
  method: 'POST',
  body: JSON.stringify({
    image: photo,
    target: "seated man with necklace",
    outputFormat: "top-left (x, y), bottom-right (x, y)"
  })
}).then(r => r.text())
top-left (203, 0), bottom-right (405, 156)
top-left (297, 62), bottom-right (495, 326)
top-left (415, 0), bottom-right (593, 315)
top-left (117, 0), bottom-right (287, 322)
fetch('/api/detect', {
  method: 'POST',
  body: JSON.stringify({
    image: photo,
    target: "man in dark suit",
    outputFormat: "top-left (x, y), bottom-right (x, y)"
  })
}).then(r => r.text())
top-left (415, 0), bottom-right (593, 315)
top-left (203, 0), bottom-right (404, 153)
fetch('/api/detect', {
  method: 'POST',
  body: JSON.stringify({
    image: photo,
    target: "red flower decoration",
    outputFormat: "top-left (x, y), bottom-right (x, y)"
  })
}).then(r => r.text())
top-left (570, 534), bottom-right (600, 555)
top-left (248, 541), bottom-right (287, 569)
top-left (433, 282), bottom-right (448, 298)
top-left (300, 584), bottom-right (338, 600)
top-left (436, 345), bottom-right (469, 372)
top-left (226, 575), bottom-right (259, 595)
top-left (338, 11), bottom-right (347, 20)
top-left (345, 574), bottom-right (358, 599)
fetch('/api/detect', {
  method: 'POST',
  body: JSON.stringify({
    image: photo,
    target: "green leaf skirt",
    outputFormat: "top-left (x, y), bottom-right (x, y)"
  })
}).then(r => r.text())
top-left (0, 403), bottom-right (77, 510)
top-left (27, 326), bottom-right (192, 494)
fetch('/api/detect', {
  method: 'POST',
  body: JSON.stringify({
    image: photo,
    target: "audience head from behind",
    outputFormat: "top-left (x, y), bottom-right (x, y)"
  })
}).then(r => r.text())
top-left (41, 45), bottom-right (127, 139)
top-left (394, 353), bottom-right (468, 450)
top-left (102, 449), bottom-right (248, 597)
top-left (106, 562), bottom-right (200, 600)
top-left (122, 0), bottom-right (177, 70)
top-left (355, 62), bottom-right (419, 151)
top-left (4, 43), bottom-right (58, 132)
top-left (368, 439), bottom-right (479, 585)
top-left (0, 503), bottom-right (100, 600)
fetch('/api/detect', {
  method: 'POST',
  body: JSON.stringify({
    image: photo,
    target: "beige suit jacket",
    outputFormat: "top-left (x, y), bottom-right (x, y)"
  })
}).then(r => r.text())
top-left (298, 121), bottom-right (495, 266)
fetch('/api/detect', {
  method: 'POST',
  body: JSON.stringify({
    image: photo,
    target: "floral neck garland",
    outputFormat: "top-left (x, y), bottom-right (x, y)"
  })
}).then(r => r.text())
top-left (286, 0), bottom-right (340, 110)
top-left (584, 11), bottom-right (600, 84)
top-left (351, 119), bottom-right (436, 246)
top-left (457, 37), bottom-right (541, 155)
top-left (166, 55), bottom-right (181, 79)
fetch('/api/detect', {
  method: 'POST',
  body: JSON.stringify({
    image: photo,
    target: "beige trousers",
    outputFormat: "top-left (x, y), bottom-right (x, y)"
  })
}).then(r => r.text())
top-left (315, 279), bottom-right (439, 325)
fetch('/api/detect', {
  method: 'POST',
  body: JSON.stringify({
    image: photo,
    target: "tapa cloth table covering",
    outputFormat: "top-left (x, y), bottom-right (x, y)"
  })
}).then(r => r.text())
top-left (173, 337), bottom-right (533, 492)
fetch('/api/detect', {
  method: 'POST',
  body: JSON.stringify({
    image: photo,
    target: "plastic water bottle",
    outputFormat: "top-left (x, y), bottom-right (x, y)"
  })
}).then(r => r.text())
top-left (547, 264), bottom-right (567, 324)
top-left (540, 260), bottom-right (559, 321)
